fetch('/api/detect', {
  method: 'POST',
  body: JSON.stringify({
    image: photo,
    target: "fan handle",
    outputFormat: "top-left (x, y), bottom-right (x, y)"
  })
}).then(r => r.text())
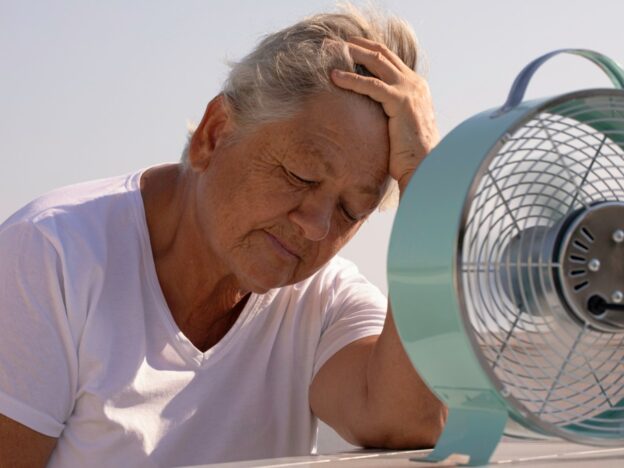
top-left (494, 48), bottom-right (624, 116)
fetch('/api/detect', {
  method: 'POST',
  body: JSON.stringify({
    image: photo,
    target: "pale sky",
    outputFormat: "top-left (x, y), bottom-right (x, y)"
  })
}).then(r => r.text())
top-left (2, 0), bottom-right (622, 293)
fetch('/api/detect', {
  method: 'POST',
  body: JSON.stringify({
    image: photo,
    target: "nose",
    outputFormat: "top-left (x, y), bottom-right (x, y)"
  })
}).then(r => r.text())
top-left (288, 192), bottom-right (333, 241)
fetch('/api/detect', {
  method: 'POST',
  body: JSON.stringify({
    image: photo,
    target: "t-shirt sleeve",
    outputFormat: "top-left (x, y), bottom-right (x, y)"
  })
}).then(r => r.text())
top-left (312, 258), bottom-right (387, 377)
top-left (0, 219), bottom-right (77, 437)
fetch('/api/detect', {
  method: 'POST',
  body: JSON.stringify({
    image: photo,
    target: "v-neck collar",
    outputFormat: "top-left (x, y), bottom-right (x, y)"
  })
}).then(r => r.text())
top-left (128, 167), bottom-right (276, 368)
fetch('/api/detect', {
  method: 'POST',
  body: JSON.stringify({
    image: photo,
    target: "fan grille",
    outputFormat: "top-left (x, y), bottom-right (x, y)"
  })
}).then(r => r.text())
top-left (459, 93), bottom-right (624, 440)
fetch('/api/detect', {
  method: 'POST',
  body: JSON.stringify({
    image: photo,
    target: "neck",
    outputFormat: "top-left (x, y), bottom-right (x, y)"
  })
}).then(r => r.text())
top-left (141, 163), bottom-right (249, 350)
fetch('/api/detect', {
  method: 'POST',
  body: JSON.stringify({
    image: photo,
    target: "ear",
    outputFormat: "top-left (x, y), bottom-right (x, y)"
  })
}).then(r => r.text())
top-left (188, 94), bottom-right (233, 172)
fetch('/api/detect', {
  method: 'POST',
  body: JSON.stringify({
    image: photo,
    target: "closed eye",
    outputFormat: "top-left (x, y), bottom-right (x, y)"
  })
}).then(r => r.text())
top-left (283, 167), bottom-right (316, 186)
top-left (340, 204), bottom-right (359, 223)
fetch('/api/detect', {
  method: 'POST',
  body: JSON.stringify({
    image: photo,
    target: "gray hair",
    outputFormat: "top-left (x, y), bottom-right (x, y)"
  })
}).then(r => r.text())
top-left (183, 4), bottom-right (420, 208)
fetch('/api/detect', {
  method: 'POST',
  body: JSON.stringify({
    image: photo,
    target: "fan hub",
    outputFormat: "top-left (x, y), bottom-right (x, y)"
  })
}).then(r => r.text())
top-left (557, 201), bottom-right (624, 332)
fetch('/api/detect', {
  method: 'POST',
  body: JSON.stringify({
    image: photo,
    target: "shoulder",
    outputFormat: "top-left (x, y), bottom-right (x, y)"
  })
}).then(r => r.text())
top-left (272, 256), bottom-right (386, 319)
top-left (301, 256), bottom-right (365, 289)
top-left (277, 256), bottom-right (365, 300)
top-left (1, 169), bottom-right (145, 248)
top-left (315, 256), bottom-right (385, 302)
top-left (0, 168), bottom-right (155, 339)
top-left (3, 170), bottom-right (141, 226)
top-left (0, 168), bottom-right (151, 307)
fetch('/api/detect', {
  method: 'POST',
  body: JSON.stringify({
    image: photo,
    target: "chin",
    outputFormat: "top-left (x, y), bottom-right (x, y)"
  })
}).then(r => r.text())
top-left (237, 265), bottom-right (296, 294)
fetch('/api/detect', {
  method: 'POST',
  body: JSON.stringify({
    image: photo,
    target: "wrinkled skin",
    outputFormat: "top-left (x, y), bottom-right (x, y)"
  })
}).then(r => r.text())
top-left (187, 92), bottom-right (390, 294)
top-left (332, 37), bottom-right (439, 191)
top-left (141, 36), bottom-right (440, 352)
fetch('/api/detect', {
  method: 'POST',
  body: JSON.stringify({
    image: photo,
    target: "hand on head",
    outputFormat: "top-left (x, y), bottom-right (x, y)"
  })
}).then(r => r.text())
top-left (331, 37), bottom-right (440, 194)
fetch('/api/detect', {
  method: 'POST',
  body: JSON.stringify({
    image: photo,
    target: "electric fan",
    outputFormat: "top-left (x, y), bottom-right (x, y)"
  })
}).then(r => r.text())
top-left (388, 49), bottom-right (624, 466)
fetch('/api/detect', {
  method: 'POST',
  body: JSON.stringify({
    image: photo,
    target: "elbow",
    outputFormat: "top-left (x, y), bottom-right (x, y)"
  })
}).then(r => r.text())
top-left (358, 401), bottom-right (448, 450)
top-left (386, 403), bottom-right (447, 450)
top-left (411, 402), bottom-right (448, 448)
top-left (422, 402), bottom-right (448, 447)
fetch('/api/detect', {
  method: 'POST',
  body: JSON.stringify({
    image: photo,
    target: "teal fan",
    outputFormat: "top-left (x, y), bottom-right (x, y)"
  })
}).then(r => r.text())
top-left (388, 49), bottom-right (624, 466)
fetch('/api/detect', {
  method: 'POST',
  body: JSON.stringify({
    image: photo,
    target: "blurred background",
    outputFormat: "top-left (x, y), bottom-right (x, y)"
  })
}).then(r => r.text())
top-left (2, 0), bottom-right (622, 453)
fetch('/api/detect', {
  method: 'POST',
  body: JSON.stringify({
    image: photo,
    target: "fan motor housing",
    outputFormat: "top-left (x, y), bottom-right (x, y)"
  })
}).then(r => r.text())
top-left (500, 201), bottom-right (624, 333)
top-left (556, 201), bottom-right (624, 331)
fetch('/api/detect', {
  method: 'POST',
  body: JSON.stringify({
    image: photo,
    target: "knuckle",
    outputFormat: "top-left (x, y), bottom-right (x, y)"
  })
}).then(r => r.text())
top-left (409, 76), bottom-right (431, 94)
top-left (369, 41), bottom-right (390, 54)
top-left (377, 43), bottom-right (392, 55)
top-left (372, 79), bottom-right (385, 90)
top-left (373, 51), bottom-right (385, 62)
top-left (415, 75), bottom-right (430, 90)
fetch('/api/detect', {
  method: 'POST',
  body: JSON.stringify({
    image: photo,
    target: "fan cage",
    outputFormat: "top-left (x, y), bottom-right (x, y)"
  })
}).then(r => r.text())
top-left (456, 90), bottom-right (624, 444)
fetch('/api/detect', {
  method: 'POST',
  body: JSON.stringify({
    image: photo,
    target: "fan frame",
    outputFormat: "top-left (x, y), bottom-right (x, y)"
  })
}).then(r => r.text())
top-left (387, 88), bottom-right (624, 465)
top-left (455, 89), bottom-right (624, 445)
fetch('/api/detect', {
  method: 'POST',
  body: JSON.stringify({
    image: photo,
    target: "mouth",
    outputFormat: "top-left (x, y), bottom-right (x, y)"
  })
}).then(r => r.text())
top-left (264, 231), bottom-right (301, 259)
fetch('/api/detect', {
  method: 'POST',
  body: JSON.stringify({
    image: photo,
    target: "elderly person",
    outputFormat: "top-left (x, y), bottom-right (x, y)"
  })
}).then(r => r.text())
top-left (0, 6), bottom-right (445, 467)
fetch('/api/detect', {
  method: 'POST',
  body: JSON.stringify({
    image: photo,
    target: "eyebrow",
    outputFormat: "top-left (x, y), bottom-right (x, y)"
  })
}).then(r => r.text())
top-left (354, 183), bottom-right (383, 197)
top-left (299, 142), bottom-right (335, 177)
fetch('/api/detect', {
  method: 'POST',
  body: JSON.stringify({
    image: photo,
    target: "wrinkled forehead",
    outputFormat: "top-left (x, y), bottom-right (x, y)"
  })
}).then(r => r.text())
top-left (290, 134), bottom-right (389, 193)
top-left (291, 99), bottom-right (389, 187)
top-left (288, 91), bottom-right (390, 179)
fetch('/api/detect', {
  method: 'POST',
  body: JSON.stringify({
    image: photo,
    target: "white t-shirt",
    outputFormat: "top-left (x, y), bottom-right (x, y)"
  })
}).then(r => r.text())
top-left (0, 168), bottom-right (386, 467)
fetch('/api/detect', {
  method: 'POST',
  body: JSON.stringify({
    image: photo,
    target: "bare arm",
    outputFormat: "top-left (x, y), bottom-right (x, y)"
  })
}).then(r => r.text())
top-left (310, 305), bottom-right (446, 448)
top-left (314, 35), bottom-right (447, 448)
top-left (0, 414), bottom-right (57, 468)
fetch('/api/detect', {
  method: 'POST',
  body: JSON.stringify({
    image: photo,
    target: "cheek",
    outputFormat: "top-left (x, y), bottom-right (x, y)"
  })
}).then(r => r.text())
top-left (215, 185), bottom-right (299, 243)
top-left (253, 178), bottom-right (306, 217)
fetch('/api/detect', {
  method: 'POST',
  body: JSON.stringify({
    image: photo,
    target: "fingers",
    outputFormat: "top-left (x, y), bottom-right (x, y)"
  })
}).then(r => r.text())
top-left (331, 69), bottom-right (401, 115)
top-left (330, 37), bottom-right (438, 190)
top-left (331, 38), bottom-right (414, 116)
top-left (348, 36), bottom-right (411, 73)
top-left (343, 41), bottom-right (402, 84)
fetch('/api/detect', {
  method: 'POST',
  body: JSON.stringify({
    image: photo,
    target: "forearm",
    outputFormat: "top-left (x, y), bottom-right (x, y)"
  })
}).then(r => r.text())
top-left (361, 303), bottom-right (447, 448)
top-left (355, 146), bottom-right (442, 448)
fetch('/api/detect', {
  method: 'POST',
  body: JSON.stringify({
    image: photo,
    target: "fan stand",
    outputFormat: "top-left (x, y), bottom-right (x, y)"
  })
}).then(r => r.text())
top-left (411, 405), bottom-right (508, 466)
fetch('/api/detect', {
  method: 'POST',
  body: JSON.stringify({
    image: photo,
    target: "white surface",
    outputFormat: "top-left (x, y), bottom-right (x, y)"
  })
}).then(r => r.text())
top-left (181, 438), bottom-right (624, 467)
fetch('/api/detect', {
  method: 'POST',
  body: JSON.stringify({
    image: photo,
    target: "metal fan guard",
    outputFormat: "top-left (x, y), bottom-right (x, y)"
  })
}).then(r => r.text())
top-left (456, 90), bottom-right (624, 445)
